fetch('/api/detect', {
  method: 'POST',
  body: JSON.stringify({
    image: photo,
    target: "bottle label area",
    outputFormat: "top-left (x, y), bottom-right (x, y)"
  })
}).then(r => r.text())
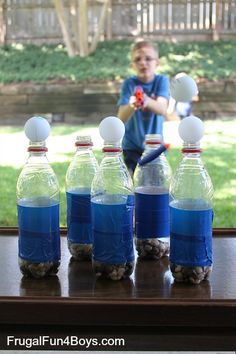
top-left (66, 191), bottom-right (92, 244)
top-left (91, 196), bottom-right (135, 264)
top-left (170, 205), bottom-right (213, 266)
top-left (135, 192), bottom-right (170, 238)
top-left (17, 203), bottom-right (60, 262)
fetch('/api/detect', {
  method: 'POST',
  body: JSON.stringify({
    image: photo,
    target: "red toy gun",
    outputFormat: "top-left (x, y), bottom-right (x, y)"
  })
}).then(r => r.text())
top-left (134, 85), bottom-right (144, 108)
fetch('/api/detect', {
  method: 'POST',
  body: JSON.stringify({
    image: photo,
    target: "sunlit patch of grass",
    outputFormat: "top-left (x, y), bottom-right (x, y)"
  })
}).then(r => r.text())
top-left (0, 126), bottom-right (22, 134)
top-left (0, 166), bottom-right (20, 226)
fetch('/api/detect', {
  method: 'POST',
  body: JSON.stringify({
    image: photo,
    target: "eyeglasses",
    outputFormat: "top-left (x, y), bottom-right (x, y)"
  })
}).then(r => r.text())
top-left (133, 56), bottom-right (157, 64)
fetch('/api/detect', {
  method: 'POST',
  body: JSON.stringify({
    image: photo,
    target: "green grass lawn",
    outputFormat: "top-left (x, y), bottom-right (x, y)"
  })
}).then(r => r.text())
top-left (0, 119), bottom-right (235, 228)
top-left (0, 40), bottom-right (236, 83)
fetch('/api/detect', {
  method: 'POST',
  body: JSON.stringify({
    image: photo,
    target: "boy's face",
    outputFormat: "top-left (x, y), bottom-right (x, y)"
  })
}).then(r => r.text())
top-left (131, 46), bottom-right (159, 83)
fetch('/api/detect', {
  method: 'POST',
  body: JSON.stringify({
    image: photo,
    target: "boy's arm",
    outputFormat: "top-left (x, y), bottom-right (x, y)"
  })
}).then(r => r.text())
top-left (143, 75), bottom-right (169, 116)
top-left (117, 104), bottom-right (135, 123)
top-left (117, 79), bottom-right (136, 123)
top-left (118, 94), bottom-right (168, 122)
top-left (143, 95), bottom-right (168, 116)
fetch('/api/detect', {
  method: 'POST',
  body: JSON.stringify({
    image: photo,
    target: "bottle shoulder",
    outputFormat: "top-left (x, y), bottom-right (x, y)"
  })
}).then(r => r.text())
top-left (17, 163), bottom-right (59, 201)
top-left (172, 157), bottom-right (212, 181)
top-left (18, 162), bottom-right (58, 181)
top-left (66, 154), bottom-right (98, 189)
top-left (170, 157), bottom-right (213, 203)
top-left (67, 154), bottom-right (98, 170)
top-left (133, 157), bottom-right (172, 189)
top-left (91, 155), bottom-right (133, 196)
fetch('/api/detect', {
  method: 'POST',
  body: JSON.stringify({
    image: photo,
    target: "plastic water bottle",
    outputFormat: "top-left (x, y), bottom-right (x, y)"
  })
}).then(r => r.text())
top-left (66, 135), bottom-right (98, 260)
top-left (133, 134), bottom-right (172, 259)
top-left (170, 116), bottom-right (214, 284)
top-left (17, 116), bottom-right (60, 278)
top-left (91, 116), bottom-right (134, 280)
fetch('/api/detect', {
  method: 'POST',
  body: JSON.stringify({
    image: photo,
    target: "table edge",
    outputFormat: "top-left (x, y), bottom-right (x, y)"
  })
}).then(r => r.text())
top-left (1, 227), bottom-right (236, 236)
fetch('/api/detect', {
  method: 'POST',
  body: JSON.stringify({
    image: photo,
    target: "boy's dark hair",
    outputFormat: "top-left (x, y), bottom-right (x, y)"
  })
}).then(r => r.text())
top-left (131, 39), bottom-right (159, 57)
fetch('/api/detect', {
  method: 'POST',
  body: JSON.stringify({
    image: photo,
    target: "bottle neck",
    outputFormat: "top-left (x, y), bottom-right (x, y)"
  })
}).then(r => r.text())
top-left (28, 141), bottom-right (48, 153)
top-left (27, 141), bottom-right (48, 162)
top-left (181, 142), bottom-right (202, 157)
top-left (75, 141), bottom-right (93, 151)
top-left (73, 141), bottom-right (96, 163)
top-left (144, 141), bottom-right (161, 152)
top-left (102, 142), bottom-right (122, 155)
top-left (76, 145), bottom-right (93, 155)
top-left (144, 134), bottom-right (162, 151)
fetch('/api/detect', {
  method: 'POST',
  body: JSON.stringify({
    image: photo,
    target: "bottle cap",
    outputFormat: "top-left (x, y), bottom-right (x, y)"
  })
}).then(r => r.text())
top-left (27, 141), bottom-right (48, 152)
top-left (145, 134), bottom-right (162, 145)
top-left (75, 135), bottom-right (93, 147)
top-left (102, 142), bottom-right (122, 153)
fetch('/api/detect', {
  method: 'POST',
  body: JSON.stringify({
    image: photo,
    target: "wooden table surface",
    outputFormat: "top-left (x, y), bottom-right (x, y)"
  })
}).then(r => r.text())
top-left (0, 228), bottom-right (236, 350)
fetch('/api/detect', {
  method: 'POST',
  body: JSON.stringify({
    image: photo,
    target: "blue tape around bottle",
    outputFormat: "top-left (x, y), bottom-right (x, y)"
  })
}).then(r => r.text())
top-left (18, 203), bottom-right (60, 263)
top-left (92, 195), bottom-right (135, 264)
top-left (170, 206), bottom-right (213, 267)
top-left (66, 192), bottom-right (93, 244)
top-left (135, 192), bottom-right (170, 238)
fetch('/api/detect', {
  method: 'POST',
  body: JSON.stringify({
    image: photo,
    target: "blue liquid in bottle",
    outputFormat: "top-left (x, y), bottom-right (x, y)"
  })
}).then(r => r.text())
top-left (67, 189), bottom-right (92, 244)
top-left (135, 188), bottom-right (169, 239)
top-left (91, 195), bottom-right (134, 264)
top-left (18, 198), bottom-right (60, 263)
top-left (170, 202), bottom-right (213, 267)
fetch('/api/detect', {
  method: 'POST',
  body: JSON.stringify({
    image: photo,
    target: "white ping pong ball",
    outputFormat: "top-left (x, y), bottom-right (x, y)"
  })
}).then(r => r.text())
top-left (178, 116), bottom-right (204, 143)
top-left (24, 116), bottom-right (50, 142)
top-left (170, 73), bottom-right (198, 102)
top-left (99, 116), bottom-right (125, 143)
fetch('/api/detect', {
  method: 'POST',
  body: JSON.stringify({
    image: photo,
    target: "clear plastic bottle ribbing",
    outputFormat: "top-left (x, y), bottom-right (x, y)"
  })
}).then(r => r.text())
top-left (133, 134), bottom-right (172, 259)
top-left (16, 141), bottom-right (60, 278)
top-left (66, 135), bottom-right (98, 260)
top-left (169, 142), bottom-right (214, 284)
top-left (91, 141), bottom-right (134, 280)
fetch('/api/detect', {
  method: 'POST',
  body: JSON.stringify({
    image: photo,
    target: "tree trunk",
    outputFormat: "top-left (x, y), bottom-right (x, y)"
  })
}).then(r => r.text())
top-left (53, 0), bottom-right (75, 57)
top-left (213, 0), bottom-right (221, 40)
top-left (0, 0), bottom-right (6, 45)
top-left (79, 0), bottom-right (89, 57)
top-left (70, 0), bottom-right (80, 54)
top-left (90, 0), bottom-right (109, 54)
top-left (106, 0), bottom-right (112, 40)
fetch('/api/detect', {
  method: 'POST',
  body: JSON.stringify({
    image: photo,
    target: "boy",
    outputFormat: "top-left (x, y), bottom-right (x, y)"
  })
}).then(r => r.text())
top-left (117, 40), bottom-right (169, 174)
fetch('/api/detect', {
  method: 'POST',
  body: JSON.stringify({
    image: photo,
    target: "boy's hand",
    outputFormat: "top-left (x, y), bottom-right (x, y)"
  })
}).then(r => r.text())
top-left (130, 84), bottom-right (148, 110)
top-left (129, 95), bottom-right (139, 110)
top-left (129, 93), bottom-right (150, 110)
top-left (142, 93), bottom-right (150, 109)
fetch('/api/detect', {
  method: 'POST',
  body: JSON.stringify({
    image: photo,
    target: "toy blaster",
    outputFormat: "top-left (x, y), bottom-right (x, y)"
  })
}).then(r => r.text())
top-left (134, 86), bottom-right (144, 108)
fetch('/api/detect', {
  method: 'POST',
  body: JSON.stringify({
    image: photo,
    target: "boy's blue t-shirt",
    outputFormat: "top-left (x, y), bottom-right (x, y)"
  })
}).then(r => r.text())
top-left (117, 74), bottom-right (170, 152)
